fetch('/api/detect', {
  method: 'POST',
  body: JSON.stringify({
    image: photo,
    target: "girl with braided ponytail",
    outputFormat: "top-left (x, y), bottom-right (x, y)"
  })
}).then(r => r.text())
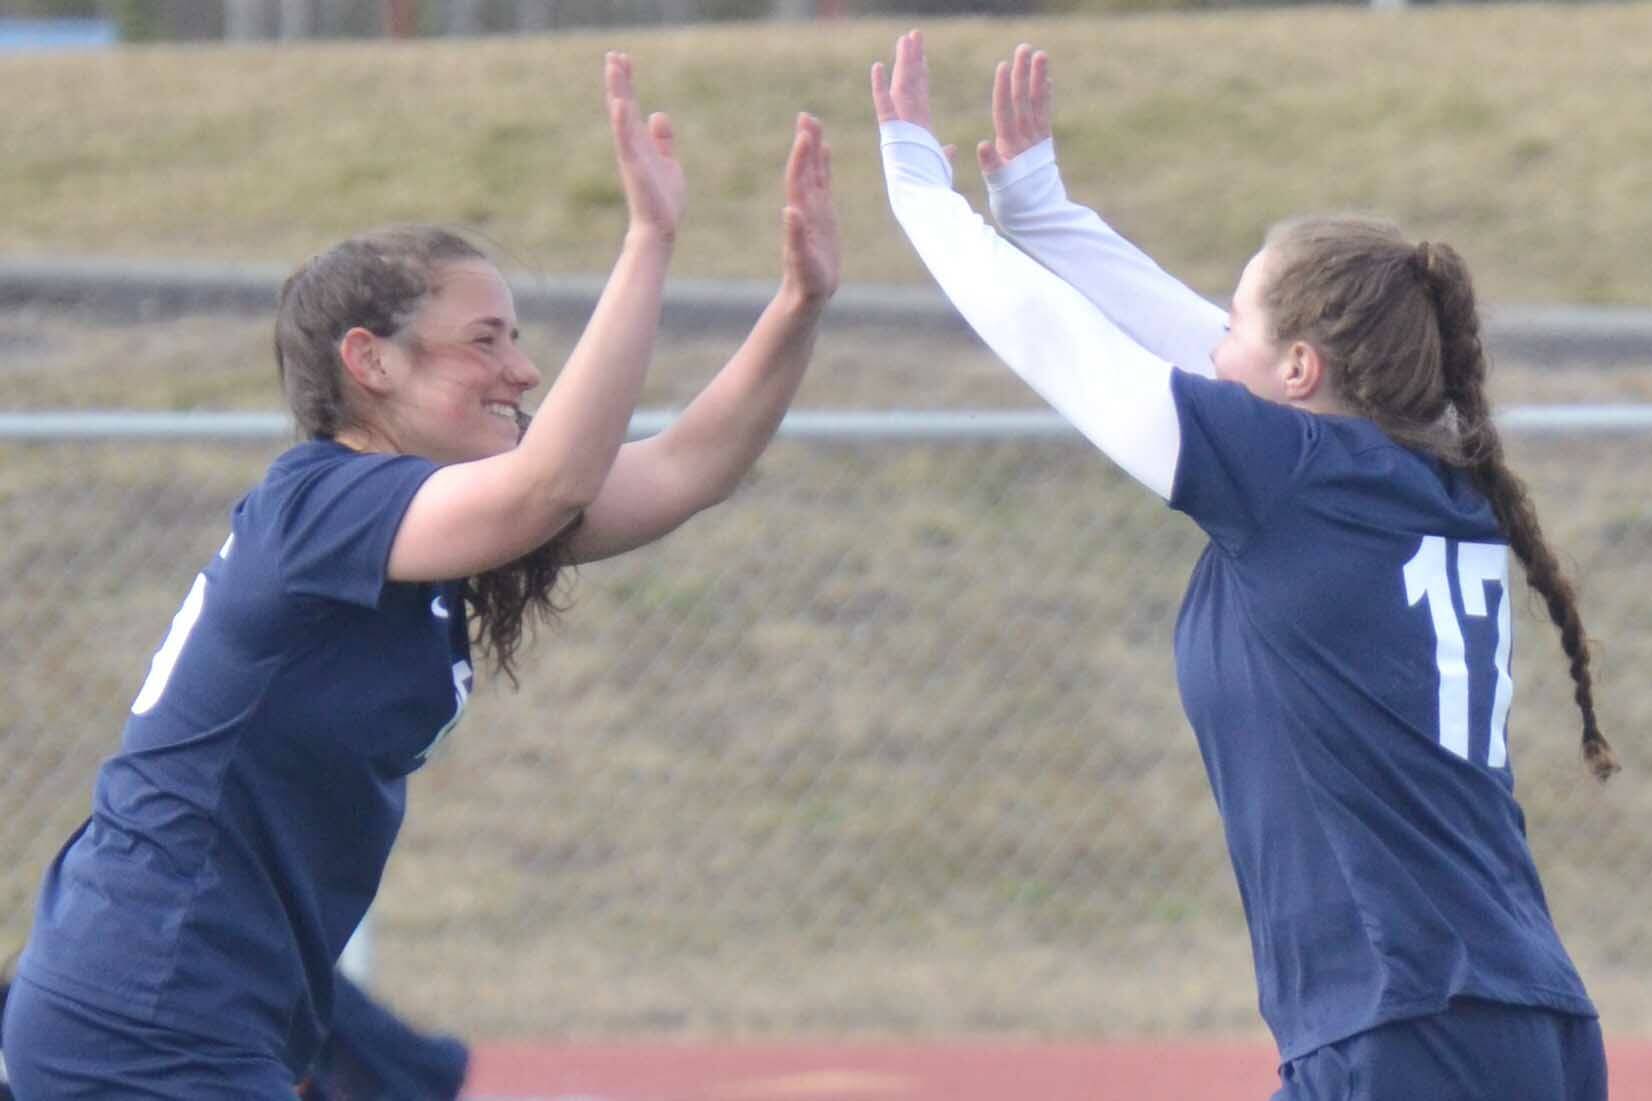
top-left (874, 30), bottom-right (1609, 1101)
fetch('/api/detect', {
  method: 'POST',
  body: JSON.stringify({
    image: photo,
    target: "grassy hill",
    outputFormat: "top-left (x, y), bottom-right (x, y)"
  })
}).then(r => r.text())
top-left (4, 7), bottom-right (1652, 304)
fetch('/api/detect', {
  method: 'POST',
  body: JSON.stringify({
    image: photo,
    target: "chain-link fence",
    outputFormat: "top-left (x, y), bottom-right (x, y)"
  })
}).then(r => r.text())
top-left (2, 415), bottom-right (1648, 1042)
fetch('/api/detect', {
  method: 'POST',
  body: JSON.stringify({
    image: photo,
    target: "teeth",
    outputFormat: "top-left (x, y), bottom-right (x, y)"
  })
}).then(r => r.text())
top-left (485, 403), bottom-right (516, 419)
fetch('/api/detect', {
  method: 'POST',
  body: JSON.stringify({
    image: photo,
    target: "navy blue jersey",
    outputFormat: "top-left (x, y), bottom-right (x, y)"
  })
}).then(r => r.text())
top-left (20, 440), bottom-right (473, 1076)
top-left (1167, 369), bottom-right (1594, 1060)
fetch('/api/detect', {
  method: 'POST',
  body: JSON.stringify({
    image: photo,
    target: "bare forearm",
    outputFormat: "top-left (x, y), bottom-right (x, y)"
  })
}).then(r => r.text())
top-left (660, 287), bottom-right (826, 506)
top-left (514, 228), bottom-right (673, 511)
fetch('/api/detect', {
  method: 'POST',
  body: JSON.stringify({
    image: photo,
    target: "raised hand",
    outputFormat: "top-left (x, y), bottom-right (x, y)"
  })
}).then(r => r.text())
top-left (604, 51), bottom-right (686, 241)
top-left (780, 114), bottom-right (839, 305)
top-left (870, 29), bottom-right (935, 132)
top-left (978, 43), bottom-right (1052, 176)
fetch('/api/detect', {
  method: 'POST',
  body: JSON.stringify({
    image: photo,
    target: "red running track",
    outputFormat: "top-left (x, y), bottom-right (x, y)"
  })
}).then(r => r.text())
top-left (466, 1039), bottom-right (1652, 1100)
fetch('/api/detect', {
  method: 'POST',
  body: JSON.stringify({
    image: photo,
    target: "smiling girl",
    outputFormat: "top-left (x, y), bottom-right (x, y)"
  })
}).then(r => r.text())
top-left (2, 50), bottom-right (837, 1099)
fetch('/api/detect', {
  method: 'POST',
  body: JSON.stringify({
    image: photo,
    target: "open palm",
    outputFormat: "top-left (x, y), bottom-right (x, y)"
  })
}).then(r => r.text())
top-left (978, 42), bottom-right (1053, 176)
top-left (604, 51), bottom-right (686, 239)
top-left (780, 114), bottom-right (839, 304)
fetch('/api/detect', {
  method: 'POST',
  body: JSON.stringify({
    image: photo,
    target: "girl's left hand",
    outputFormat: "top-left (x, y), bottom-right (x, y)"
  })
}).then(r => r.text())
top-left (978, 42), bottom-right (1053, 176)
top-left (780, 113), bottom-right (840, 305)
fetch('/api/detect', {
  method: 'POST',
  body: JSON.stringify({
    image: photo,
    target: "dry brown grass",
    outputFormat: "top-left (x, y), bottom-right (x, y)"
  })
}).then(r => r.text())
top-left (3, 9), bottom-right (1652, 304)
top-left (5, 8), bottom-right (1651, 1041)
top-left (3, 309), bottom-right (1650, 1040)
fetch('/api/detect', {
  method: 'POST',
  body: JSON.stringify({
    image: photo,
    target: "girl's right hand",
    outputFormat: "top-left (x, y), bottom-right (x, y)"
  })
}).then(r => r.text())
top-left (605, 51), bottom-right (686, 242)
top-left (871, 29), bottom-right (935, 133)
top-left (977, 42), bottom-right (1052, 176)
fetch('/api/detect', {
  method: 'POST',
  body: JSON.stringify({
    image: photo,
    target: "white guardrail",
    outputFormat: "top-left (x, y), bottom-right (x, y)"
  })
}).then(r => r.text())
top-left (2, 407), bottom-right (1652, 442)
top-left (5, 259), bottom-right (1652, 363)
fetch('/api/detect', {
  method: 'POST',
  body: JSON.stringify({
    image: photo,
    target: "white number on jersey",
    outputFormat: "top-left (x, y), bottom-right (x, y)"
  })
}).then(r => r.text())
top-left (1402, 535), bottom-right (1513, 767)
top-left (417, 658), bottom-right (473, 762)
top-left (131, 535), bottom-right (234, 716)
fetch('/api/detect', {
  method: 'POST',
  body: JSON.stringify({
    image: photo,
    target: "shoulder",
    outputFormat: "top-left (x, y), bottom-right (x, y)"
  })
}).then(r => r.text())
top-left (264, 439), bottom-right (428, 484)
top-left (236, 441), bottom-right (442, 604)
top-left (1293, 418), bottom-right (1500, 538)
top-left (251, 441), bottom-right (437, 514)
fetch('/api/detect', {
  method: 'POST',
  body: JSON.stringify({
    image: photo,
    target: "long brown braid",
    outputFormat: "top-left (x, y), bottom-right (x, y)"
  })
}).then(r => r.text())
top-left (1263, 215), bottom-right (1618, 780)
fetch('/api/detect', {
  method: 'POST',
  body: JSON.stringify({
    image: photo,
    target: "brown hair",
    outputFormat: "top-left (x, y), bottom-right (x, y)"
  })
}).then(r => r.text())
top-left (1262, 215), bottom-right (1617, 781)
top-left (274, 226), bottom-right (573, 685)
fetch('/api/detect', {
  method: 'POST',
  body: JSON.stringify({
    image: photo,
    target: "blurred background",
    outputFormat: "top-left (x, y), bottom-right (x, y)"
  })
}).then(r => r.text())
top-left (0, 0), bottom-right (1615, 42)
top-left (2, 0), bottom-right (1649, 1081)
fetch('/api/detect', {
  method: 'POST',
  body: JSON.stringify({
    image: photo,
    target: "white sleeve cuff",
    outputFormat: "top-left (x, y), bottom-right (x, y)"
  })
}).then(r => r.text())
top-left (878, 120), bottom-right (954, 188)
top-left (984, 137), bottom-right (1057, 194)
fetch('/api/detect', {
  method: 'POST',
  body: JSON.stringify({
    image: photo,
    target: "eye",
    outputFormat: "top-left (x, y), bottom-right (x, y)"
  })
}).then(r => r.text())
top-left (473, 333), bottom-right (497, 347)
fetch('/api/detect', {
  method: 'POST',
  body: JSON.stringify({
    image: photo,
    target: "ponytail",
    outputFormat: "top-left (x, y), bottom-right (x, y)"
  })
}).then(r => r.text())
top-left (1417, 241), bottom-right (1618, 781)
top-left (1264, 217), bottom-right (1618, 780)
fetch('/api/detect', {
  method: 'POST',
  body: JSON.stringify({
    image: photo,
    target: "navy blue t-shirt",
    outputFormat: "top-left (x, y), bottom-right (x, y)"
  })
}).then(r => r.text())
top-left (1167, 369), bottom-right (1594, 1060)
top-left (20, 440), bottom-right (474, 1075)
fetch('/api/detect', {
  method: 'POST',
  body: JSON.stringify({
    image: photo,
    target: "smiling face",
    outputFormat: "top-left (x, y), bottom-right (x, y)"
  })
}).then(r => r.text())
top-left (1211, 248), bottom-right (1293, 403)
top-left (370, 260), bottom-right (542, 465)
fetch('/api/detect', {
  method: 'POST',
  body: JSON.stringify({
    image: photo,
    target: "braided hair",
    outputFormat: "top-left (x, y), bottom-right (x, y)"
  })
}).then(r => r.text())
top-left (1262, 215), bottom-right (1617, 780)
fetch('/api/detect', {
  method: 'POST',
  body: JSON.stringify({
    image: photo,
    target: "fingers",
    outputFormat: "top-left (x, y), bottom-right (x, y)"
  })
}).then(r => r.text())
top-left (604, 49), bottom-right (632, 104)
top-left (648, 111), bottom-right (674, 161)
top-left (1030, 48), bottom-right (1052, 137)
top-left (991, 59), bottom-right (1013, 150)
top-left (873, 30), bottom-right (931, 130)
top-left (1010, 42), bottom-right (1034, 127)
top-left (977, 138), bottom-right (1003, 176)
top-left (986, 41), bottom-right (1053, 166)
top-left (801, 113), bottom-right (831, 195)
top-left (870, 61), bottom-right (895, 124)
top-left (780, 117), bottom-right (841, 303)
top-left (605, 51), bottom-right (638, 153)
top-left (782, 204), bottom-right (803, 250)
top-left (603, 51), bottom-right (686, 237)
top-left (787, 113), bottom-right (833, 208)
top-left (785, 114), bottom-right (813, 205)
top-left (892, 29), bottom-right (927, 117)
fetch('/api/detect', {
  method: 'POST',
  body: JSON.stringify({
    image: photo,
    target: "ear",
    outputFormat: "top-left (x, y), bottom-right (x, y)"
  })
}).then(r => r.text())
top-left (1281, 340), bottom-right (1328, 404)
top-left (338, 327), bottom-right (394, 396)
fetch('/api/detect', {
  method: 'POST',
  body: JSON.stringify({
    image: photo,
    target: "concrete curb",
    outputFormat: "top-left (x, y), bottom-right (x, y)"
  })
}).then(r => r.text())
top-left (3, 257), bottom-right (1651, 363)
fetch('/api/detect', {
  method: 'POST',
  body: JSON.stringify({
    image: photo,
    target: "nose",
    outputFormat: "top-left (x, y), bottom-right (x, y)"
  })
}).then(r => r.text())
top-left (506, 347), bottom-right (542, 391)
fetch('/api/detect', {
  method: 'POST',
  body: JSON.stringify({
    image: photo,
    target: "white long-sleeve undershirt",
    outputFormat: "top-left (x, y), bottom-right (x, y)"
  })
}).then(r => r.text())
top-left (879, 120), bottom-right (1181, 500)
top-left (984, 138), bottom-right (1226, 380)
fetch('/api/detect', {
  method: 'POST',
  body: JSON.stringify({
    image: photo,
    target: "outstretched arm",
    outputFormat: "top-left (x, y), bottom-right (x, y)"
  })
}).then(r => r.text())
top-left (980, 44), bottom-right (1223, 378)
top-left (874, 30), bottom-right (1180, 500)
top-left (386, 51), bottom-right (682, 582)
top-left (566, 113), bottom-right (840, 564)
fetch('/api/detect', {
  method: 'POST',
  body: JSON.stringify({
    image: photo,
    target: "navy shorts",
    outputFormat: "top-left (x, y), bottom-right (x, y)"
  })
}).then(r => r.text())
top-left (0, 976), bottom-right (294, 1101)
top-left (1273, 998), bottom-right (1606, 1101)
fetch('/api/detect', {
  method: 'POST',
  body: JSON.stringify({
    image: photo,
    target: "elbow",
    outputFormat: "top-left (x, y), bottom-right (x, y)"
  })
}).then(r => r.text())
top-left (701, 476), bottom-right (739, 511)
top-left (552, 477), bottom-right (604, 536)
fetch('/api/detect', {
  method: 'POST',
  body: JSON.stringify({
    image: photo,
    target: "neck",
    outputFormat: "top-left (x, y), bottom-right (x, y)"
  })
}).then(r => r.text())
top-left (1293, 392), bottom-right (1351, 418)
top-left (333, 426), bottom-right (395, 454)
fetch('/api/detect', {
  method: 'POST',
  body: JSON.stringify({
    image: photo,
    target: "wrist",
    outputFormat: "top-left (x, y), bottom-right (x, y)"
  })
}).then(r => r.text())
top-left (985, 136), bottom-right (1057, 194)
top-left (624, 222), bottom-right (677, 252)
top-left (775, 278), bottom-right (833, 317)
